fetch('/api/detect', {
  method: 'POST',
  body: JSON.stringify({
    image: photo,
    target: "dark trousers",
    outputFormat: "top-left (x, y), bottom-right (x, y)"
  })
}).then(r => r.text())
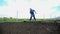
top-left (30, 14), bottom-right (36, 21)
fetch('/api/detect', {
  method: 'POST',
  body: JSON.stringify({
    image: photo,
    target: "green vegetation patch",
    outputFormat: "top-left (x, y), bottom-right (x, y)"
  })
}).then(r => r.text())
top-left (0, 17), bottom-right (59, 23)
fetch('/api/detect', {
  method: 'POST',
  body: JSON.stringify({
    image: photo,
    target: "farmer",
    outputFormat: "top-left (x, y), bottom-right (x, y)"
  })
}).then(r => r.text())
top-left (30, 8), bottom-right (36, 21)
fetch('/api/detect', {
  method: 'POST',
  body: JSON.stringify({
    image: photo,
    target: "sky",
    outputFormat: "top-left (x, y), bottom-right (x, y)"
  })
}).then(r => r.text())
top-left (0, 0), bottom-right (60, 19)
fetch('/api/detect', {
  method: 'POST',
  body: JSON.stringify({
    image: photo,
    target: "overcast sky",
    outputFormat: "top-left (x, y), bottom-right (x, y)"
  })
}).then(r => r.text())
top-left (0, 0), bottom-right (60, 19)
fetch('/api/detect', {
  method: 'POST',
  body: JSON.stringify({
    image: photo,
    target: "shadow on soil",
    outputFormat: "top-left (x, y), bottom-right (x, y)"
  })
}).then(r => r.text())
top-left (0, 21), bottom-right (60, 34)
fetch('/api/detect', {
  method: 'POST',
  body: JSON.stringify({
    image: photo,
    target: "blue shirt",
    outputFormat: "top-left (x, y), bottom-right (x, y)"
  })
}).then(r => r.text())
top-left (30, 9), bottom-right (35, 14)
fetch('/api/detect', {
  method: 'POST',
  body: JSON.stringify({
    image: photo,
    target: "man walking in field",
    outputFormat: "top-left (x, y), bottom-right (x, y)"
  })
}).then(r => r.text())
top-left (30, 8), bottom-right (36, 21)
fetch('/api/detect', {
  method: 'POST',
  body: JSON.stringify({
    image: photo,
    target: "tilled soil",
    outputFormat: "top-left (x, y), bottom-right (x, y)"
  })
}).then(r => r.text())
top-left (0, 21), bottom-right (60, 34)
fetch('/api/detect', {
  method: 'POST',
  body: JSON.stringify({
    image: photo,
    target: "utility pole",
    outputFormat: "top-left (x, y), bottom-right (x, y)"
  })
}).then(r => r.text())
top-left (16, 10), bottom-right (18, 22)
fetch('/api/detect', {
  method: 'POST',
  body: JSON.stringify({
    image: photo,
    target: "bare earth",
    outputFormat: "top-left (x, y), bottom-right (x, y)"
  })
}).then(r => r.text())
top-left (0, 21), bottom-right (60, 34)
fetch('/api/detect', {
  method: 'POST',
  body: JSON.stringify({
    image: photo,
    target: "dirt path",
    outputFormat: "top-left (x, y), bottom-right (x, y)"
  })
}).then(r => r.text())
top-left (0, 22), bottom-right (60, 34)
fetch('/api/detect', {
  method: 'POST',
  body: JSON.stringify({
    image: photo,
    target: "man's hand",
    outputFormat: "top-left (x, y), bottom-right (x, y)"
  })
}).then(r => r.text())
top-left (35, 11), bottom-right (37, 14)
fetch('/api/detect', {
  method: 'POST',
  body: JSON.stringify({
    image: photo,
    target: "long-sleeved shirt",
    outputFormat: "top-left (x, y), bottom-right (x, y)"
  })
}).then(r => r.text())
top-left (30, 9), bottom-right (35, 15)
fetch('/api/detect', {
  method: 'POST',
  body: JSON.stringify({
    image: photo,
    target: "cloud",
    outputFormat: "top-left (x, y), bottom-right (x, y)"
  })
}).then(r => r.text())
top-left (0, 0), bottom-right (17, 18)
top-left (0, 0), bottom-right (60, 18)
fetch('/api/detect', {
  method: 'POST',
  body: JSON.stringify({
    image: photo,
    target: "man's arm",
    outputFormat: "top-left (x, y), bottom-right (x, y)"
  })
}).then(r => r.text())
top-left (34, 10), bottom-right (37, 14)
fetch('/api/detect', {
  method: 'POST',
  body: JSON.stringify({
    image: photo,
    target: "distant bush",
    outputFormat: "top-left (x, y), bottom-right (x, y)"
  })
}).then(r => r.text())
top-left (0, 17), bottom-right (57, 22)
top-left (0, 17), bottom-right (17, 22)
